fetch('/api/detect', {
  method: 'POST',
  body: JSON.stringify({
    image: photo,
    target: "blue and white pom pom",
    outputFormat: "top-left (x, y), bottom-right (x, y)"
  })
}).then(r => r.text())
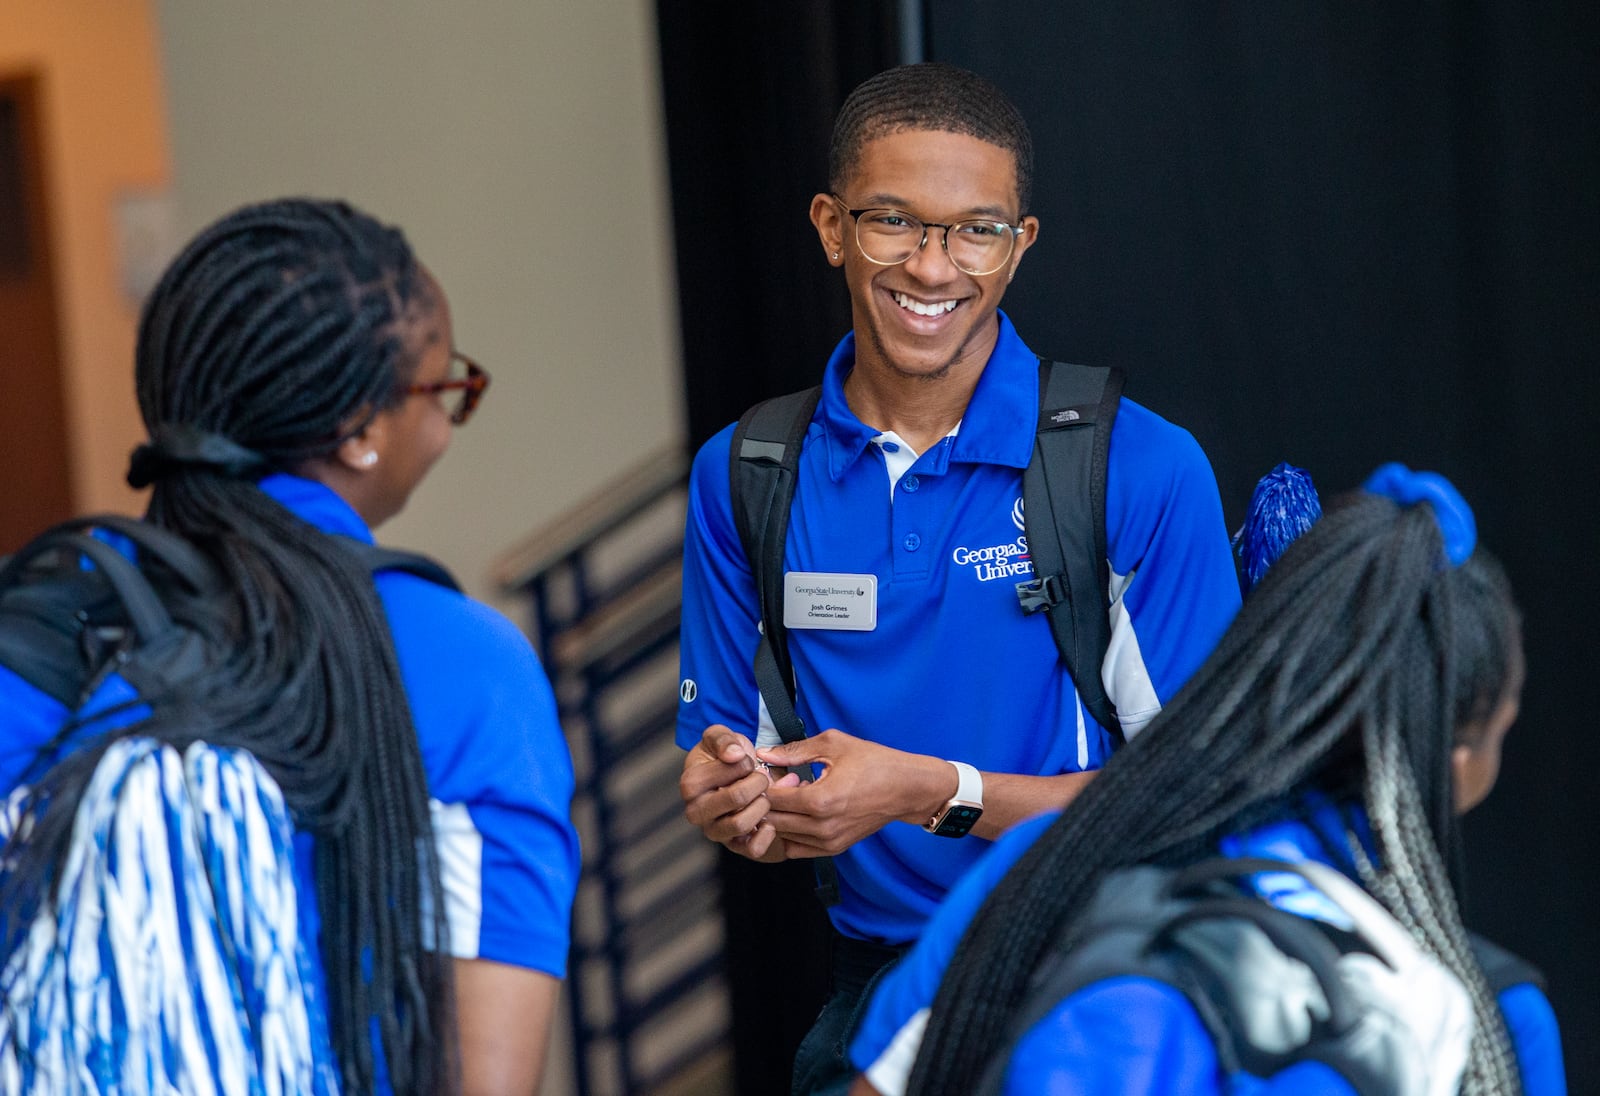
top-left (1233, 462), bottom-right (1323, 593)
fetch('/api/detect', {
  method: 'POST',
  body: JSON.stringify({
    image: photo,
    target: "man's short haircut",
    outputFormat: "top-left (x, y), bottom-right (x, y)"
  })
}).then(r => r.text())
top-left (829, 61), bottom-right (1035, 214)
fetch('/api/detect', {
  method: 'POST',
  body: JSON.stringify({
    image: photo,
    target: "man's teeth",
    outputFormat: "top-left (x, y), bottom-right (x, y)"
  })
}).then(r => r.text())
top-left (893, 292), bottom-right (958, 317)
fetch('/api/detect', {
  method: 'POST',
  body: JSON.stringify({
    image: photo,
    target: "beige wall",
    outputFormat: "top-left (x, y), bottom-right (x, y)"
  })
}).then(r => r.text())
top-left (4, 5), bottom-right (683, 1087)
top-left (152, 0), bottom-right (686, 608)
top-left (151, 7), bottom-right (685, 1088)
top-left (0, 0), bottom-right (171, 516)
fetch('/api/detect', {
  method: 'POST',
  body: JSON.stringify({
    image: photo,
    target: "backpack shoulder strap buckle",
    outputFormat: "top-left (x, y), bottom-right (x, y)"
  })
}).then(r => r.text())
top-left (1015, 574), bottom-right (1067, 615)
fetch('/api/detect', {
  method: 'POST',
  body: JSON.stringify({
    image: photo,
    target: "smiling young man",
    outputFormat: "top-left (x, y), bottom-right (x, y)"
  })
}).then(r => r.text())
top-left (675, 62), bottom-right (1243, 1094)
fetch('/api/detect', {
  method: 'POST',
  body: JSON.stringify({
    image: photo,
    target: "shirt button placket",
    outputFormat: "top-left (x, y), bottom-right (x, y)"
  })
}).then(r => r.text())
top-left (891, 464), bottom-right (930, 579)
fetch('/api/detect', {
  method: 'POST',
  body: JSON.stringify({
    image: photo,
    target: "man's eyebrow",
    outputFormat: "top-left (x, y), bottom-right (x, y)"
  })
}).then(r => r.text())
top-left (849, 191), bottom-right (908, 208)
top-left (851, 194), bottom-right (1016, 220)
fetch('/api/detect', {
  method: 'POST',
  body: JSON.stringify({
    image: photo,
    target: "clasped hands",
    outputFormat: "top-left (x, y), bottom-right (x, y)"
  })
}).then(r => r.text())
top-left (679, 725), bottom-right (955, 862)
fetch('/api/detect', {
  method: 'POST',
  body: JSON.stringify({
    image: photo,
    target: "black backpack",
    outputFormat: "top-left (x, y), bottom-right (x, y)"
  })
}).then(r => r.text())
top-left (729, 357), bottom-right (1126, 749)
top-left (0, 512), bottom-right (458, 721)
top-left (971, 856), bottom-right (1543, 1095)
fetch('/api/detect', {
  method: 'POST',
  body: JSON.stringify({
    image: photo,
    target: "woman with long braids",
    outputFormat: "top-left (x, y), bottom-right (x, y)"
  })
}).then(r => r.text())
top-left (845, 466), bottom-right (1564, 1095)
top-left (0, 198), bottom-right (578, 1094)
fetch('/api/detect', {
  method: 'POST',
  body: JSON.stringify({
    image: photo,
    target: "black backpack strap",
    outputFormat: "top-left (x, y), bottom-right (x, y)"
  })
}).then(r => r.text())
top-left (0, 514), bottom-right (219, 597)
top-left (0, 518), bottom-right (216, 708)
top-left (1468, 932), bottom-right (1546, 995)
top-left (0, 523), bottom-right (459, 719)
top-left (348, 541), bottom-right (462, 592)
top-left (0, 567), bottom-right (116, 706)
top-left (1014, 359), bottom-right (1125, 738)
top-left (61, 514), bottom-right (220, 596)
top-left (728, 386), bottom-right (840, 907)
top-left (728, 386), bottom-right (821, 745)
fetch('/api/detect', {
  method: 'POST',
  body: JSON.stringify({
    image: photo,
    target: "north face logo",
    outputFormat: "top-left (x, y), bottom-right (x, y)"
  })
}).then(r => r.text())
top-left (1050, 408), bottom-right (1082, 424)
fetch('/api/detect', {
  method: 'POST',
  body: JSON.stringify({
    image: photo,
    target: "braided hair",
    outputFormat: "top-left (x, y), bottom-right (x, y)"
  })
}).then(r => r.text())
top-left (907, 487), bottom-right (1524, 1095)
top-left (829, 62), bottom-right (1034, 213)
top-left (3, 199), bottom-right (456, 1094)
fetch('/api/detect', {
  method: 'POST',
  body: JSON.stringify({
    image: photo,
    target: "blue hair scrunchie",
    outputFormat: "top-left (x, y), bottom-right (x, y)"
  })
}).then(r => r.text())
top-left (1361, 462), bottom-right (1477, 567)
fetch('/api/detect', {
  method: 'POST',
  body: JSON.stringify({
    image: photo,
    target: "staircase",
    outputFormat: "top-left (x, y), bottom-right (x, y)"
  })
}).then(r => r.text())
top-left (491, 445), bottom-right (732, 1096)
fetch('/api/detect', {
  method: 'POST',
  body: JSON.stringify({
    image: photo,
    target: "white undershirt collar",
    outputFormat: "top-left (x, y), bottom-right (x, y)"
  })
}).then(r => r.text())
top-left (872, 422), bottom-right (962, 498)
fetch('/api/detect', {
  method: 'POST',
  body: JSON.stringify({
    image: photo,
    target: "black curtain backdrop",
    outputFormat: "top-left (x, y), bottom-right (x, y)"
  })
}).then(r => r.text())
top-left (655, 6), bottom-right (902, 1092)
top-left (657, 3), bottom-right (1599, 1092)
top-left (926, 6), bottom-right (1599, 1091)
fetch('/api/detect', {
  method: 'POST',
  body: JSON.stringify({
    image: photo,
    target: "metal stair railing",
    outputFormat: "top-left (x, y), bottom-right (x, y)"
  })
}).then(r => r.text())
top-left (490, 444), bottom-right (730, 1096)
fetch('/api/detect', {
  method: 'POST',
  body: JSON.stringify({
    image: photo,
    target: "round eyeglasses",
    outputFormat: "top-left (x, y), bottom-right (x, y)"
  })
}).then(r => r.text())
top-left (405, 352), bottom-right (490, 426)
top-left (832, 195), bottom-right (1024, 277)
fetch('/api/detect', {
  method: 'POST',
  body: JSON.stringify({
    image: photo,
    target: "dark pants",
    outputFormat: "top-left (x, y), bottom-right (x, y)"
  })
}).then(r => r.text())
top-left (791, 933), bottom-right (907, 1096)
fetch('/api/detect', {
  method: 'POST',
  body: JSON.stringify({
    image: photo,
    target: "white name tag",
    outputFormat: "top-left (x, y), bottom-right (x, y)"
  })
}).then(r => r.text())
top-left (783, 572), bottom-right (878, 631)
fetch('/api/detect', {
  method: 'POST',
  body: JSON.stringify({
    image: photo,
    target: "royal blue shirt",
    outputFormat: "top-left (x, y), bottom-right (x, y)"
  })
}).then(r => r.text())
top-left (254, 474), bottom-right (579, 982)
top-left (850, 807), bottom-right (1567, 1096)
top-left (676, 312), bottom-right (1241, 943)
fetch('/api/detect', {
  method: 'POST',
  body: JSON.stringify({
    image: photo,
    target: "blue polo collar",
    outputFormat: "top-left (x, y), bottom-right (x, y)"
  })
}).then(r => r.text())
top-left (814, 310), bottom-right (1041, 482)
top-left (256, 472), bottom-right (375, 545)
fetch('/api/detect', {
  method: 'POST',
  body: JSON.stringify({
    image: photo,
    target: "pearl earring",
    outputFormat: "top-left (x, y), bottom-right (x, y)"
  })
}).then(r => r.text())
top-left (362, 452), bottom-right (378, 468)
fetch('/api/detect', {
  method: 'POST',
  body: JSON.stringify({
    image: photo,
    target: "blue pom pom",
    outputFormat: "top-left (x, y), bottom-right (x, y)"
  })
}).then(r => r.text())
top-left (1233, 462), bottom-right (1323, 592)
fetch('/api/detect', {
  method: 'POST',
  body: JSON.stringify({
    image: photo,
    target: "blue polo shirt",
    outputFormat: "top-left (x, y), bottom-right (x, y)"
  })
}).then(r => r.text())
top-left (676, 312), bottom-right (1241, 944)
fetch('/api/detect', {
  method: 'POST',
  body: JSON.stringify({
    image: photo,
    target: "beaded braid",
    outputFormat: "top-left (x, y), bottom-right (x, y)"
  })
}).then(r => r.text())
top-left (829, 62), bottom-right (1034, 212)
top-left (0, 199), bottom-right (456, 1095)
top-left (906, 492), bottom-right (1523, 1096)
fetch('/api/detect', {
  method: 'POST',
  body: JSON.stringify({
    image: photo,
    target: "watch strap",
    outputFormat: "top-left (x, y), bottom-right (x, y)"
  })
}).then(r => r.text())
top-left (949, 760), bottom-right (983, 807)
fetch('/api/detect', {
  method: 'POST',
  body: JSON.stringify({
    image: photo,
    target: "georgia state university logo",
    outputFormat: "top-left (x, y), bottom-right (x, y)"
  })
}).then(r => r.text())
top-left (951, 497), bottom-right (1034, 583)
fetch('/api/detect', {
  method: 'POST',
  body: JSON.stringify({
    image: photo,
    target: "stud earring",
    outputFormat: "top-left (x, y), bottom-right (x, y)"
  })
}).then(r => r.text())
top-left (362, 452), bottom-right (378, 468)
top-left (832, 252), bottom-right (840, 261)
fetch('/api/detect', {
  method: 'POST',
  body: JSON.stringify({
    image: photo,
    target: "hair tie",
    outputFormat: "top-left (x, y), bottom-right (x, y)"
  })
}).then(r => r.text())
top-left (127, 424), bottom-right (270, 488)
top-left (1233, 462), bottom-right (1322, 592)
top-left (1361, 462), bottom-right (1476, 567)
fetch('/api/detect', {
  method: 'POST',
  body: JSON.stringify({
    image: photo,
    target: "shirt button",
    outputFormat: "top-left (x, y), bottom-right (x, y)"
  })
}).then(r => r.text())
top-left (901, 475), bottom-right (920, 493)
top-left (881, 441), bottom-right (900, 453)
top-left (903, 533), bottom-right (922, 552)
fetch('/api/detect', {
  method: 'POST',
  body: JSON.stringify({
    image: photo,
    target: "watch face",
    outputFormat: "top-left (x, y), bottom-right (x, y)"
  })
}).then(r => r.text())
top-left (933, 803), bottom-right (983, 838)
